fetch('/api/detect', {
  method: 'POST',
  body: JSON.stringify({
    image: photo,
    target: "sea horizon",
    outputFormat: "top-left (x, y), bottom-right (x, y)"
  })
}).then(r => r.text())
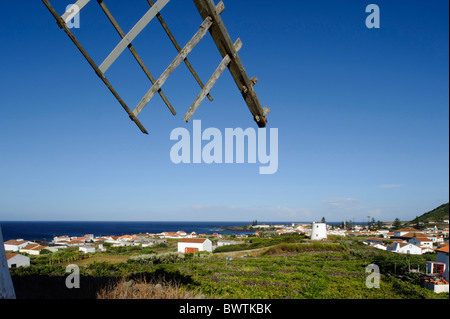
top-left (0, 220), bottom-right (344, 242)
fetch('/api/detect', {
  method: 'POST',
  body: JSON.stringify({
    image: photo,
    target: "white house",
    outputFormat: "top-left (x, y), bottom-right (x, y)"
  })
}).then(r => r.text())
top-left (4, 239), bottom-right (29, 252)
top-left (387, 242), bottom-right (422, 255)
top-left (393, 228), bottom-right (421, 237)
top-left (177, 238), bottom-right (212, 253)
top-left (79, 246), bottom-right (95, 253)
top-left (19, 243), bottom-right (47, 255)
top-left (6, 253), bottom-right (30, 268)
top-left (408, 236), bottom-right (433, 249)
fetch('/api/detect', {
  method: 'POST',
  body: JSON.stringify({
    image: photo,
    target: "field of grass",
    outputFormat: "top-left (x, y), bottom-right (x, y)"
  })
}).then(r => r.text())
top-left (10, 236), bottom-right (449, 299)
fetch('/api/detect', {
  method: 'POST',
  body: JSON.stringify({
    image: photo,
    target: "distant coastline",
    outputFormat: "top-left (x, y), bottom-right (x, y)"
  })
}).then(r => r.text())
top-left (0, 220), bottom-right (343, 242)
top-left (0, 221), bottom-right (259, 242)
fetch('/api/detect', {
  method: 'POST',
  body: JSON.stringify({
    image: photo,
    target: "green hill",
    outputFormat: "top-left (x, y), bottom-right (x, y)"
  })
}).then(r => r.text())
top-left (411, 203), bottom-right (449, 224)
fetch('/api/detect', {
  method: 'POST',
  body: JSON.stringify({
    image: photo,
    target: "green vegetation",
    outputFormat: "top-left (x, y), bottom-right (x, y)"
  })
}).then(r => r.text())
top-left (410, 203), bottom-right (449, 224)
top-left (10, 235), bottom-right (448, 299)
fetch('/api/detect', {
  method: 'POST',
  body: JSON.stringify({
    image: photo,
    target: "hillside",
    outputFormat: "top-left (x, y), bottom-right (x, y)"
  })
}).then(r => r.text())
top-left (411, 203), bottom-right (449, 224)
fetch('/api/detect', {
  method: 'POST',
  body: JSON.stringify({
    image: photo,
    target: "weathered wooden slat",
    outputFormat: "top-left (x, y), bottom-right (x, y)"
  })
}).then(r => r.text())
top-left (99, 0), bottom-right (171, 74)
top-left (193, 0), bottom-right (268, 127)
top-left (61, 0), bottom-right (91, 23)
top-left (183, 38), bottom-right (242, 123)
top-left (132, 17), bottom-right (213, 117)
top-left (147, 0), bottom-right (224, 103)
top-left (42, 0), bottom-right (149, 134)
top-left (97, 0), bottom-right (176, 116)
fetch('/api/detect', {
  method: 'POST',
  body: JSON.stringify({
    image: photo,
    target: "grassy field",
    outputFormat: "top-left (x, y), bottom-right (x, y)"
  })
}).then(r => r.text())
top-left (10, 236), bottom-right (449, 299)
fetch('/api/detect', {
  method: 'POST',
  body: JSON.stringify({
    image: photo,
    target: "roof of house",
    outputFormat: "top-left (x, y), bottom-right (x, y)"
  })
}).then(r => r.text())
top-left (178, 238), bottom-right (207, 244)
top-left (402, 233), bottom-right (432, 241)
top-left (436, 243), bottom-right (449, 253)
top-left (396, 228), bottom-right (420, 232)
top-left (4, 239), bottom-right (27, 246)
top-left (21, 244), bottom-right (46, 251)
top-left (5, 253), bottom-right (17, 260)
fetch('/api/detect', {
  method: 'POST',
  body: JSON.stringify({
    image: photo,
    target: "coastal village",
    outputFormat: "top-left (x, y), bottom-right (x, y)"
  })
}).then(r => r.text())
top-left (4, 219), bottom-right (449, 294)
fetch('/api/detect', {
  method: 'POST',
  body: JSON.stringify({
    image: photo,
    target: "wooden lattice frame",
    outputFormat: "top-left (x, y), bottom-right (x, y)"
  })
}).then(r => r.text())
top-left (42, 0), bottom-right (270, 134)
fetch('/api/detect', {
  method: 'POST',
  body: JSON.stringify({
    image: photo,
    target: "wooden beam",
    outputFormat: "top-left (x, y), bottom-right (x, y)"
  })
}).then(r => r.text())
top-left (183, 38), bottom-right (242, 123)
top-left (97, 0), bottom-right (176, 116)
top-left (99, 0), bottom-right (171, 74)
top-left (147, 0), bottom-right (223, 103)
top-left (132, 17), bottom-right (213, 117)
top-left (61, 0), bottom-right (91, 23)
top-left (42, 0), bottom-right (149, 134)
top-left (193, 0), bottom-right (268, 127)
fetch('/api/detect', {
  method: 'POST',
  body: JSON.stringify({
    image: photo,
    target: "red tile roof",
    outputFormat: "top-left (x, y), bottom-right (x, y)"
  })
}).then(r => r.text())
top-left (178, 238), bottom-right (207, 243)
top-left (436, 243), bottom-right (449, 253)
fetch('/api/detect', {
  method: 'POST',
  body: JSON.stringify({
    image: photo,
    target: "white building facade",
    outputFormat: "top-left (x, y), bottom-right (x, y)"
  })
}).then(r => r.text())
top-left (177, 238), bottom-right (212, 253)
top-left (6, 253), bottom-right (30, 268)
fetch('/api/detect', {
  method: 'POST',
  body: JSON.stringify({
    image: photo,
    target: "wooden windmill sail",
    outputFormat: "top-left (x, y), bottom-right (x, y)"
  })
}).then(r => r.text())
top-left (42, 0), bottom-right (270, 134)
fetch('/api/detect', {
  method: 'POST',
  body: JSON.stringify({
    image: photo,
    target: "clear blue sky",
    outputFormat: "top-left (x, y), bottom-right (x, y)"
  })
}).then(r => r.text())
top-left (0, 0), bottom-right (448, 222)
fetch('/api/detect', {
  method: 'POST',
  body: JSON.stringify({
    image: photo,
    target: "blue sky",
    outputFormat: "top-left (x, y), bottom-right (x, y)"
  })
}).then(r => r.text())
top-left (0, 0), bottom-right (448, 222)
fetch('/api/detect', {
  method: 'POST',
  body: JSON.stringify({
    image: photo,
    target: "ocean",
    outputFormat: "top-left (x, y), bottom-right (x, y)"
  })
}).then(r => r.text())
top-left (0, 221), bottom-right (266, 242)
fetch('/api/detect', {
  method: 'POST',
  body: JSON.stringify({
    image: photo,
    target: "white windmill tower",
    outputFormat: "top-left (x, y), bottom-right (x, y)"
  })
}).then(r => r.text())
top-left (311, 222), bottom-right (327, 241)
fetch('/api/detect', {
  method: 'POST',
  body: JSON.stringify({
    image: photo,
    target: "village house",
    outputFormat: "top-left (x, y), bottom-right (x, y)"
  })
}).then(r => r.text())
top-left (19, 243), bottom-right (47, 255)
top-left (387, 242), bottom-right (422, 255)
top-left (6, 253), bottom-right (30, 268)
top-left (3, 239), bottom-right (30, 252)
top-left (393, 228), bottom-right (421, 238)
top-left (79, 246), bottom-right (96, 253)
top-left (407, 234), bottom-right (433, 249)
top-left (177, 238), bottom-right (212, 253)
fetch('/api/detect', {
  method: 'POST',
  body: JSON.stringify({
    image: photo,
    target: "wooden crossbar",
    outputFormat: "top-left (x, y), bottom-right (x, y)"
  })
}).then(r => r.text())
top-left (61, 0), bottom-right (91, 23)
top-left (99, 0), bottom-right (171, 74)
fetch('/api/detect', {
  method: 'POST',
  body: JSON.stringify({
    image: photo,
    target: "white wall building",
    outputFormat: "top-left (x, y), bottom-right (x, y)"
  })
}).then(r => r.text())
top-left (311, 222), bottom-right (327, 240)
top-left (19, 243), bottom-right (47, 256)
top-left (387, 242), bottom-right (422, 255)
top-left (408, 237), bottom-right (433, 249)
top-left (79, 246), bottom-right (96, 253)
top-left (177, 238), bottom-right (212, 253)
top-left (6, 253), bottom-right (30, 268)
top-left (4, 239), bottom-right (29, 252)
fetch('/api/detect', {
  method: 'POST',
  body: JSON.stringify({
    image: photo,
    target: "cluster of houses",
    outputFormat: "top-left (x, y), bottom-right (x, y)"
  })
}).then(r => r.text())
top-left (362, 228), bottom-right (447, 255)
top-left (2, 229), bottom-right (248, 268)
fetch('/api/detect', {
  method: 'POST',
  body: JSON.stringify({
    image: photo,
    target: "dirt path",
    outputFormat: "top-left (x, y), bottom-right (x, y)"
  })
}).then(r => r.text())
top-left (213, 247), bottom-right (270, 258)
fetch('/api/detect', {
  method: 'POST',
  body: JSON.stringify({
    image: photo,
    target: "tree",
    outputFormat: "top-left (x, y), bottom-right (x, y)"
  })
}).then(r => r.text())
top-left (393, 218), bottom-right (402, 230)
top-left (377, 220), bottom-right (383, 229)
top-left (321, 217), bottom-right (326, 223)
